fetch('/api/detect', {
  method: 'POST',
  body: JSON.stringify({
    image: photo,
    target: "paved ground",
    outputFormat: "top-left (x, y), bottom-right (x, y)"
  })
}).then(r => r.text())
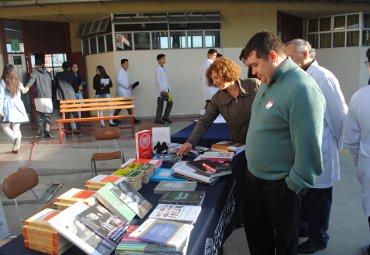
top-left (0, 117), bottom-right (369, 254)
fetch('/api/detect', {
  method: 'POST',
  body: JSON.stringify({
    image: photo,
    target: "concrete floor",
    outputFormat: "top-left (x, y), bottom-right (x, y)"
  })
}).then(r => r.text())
top-left (0, 117), bottom-right (369, 255)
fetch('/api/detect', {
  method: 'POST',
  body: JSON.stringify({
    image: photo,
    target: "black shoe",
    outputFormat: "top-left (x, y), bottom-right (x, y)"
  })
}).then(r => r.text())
top-left (109, 123), bottom-right (118, 127)
top-left (36, 130), bottom-right (43, 137)
top-left (134, 118), bottom-right (141, 124)
top-left (114, 120), bottom-right (122, 124)
top-left (44, 132), bottom-right (53, 139)
top-left (162, 118), bottom-right (172, 124)
top-left (154, 120), bottom-right (166, 124)
top-left (298, 239), bottom-right (327, 254)
top-left (363, 244), bottom-right (370, 255)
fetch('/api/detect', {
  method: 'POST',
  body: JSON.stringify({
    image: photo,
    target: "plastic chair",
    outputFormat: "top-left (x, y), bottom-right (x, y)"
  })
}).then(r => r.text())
top-left (91, 127), bottom-right (125, 177)
top-left (1, 168), bottom-right (42, 222)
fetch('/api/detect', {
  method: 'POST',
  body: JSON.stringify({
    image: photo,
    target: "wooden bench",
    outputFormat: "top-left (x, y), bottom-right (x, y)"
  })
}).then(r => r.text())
top-left (57, 97), bottom-right (135, 143)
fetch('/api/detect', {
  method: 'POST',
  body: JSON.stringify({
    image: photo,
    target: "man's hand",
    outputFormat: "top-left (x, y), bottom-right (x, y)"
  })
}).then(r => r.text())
top-left (0, 112), bottom-right (5, 118)
top-left (177, 142), bottom-right (193, 156)
top-left (22, 86), bottom-right (29, 94)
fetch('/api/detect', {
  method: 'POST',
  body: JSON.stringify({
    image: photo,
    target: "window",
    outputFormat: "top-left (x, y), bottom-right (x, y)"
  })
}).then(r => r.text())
top-left (307, 12), bottom-right (366, 48)
top-left (152, 32), bottom-right (168, 49)
top-left (5, 21), bottom-right (24, 53)
top-left (133, 32), bottom-right (151, 50)
top-left (187, 31), bottom-right (203, 48)
top-left (31, 54), bottom-right (67, 79)
top-left (170, 31), bottom-right (186, 49)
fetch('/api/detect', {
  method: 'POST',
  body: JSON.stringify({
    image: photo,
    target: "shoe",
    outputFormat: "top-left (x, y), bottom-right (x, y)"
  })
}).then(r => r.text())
top-left (162, 118), bottom-right (172, 124)
top-left (12, 137), bottom-right (21, 153)
top-left (363, 244), bottom-right (370, 255)
top-left (36, 130), bottom-right (43, 137)
top-left (134, 118), bottom-right (141, 124)
top-left (109, 123), bottom-right (118, 127)
top-left (154, 120), bottom-right (166, 124)
top-left (114, 120), bottom-right (122, 124)
top-left (298, 239), bottom-right (327, 254)
top-left (44, 132), bottom-right (53, 139)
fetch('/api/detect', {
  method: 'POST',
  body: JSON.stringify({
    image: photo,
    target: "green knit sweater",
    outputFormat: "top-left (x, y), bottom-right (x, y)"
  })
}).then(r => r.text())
top-left (245, 57), bottom-right (326, 193)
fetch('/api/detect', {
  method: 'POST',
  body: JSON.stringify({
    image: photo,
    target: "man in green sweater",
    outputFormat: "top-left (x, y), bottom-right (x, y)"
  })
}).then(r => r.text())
top-left (242, 31), bottom-right (326, 255)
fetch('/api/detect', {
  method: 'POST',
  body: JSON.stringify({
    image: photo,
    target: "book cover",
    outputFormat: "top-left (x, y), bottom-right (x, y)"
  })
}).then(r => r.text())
top-left (172, 161), bottom-right (219, 184)
top-left (24, 208), bottom-right (61, 229)
top-left (159, 191), bottom-right (205, 206)
top-left (94, 182), bottom-right (136, 223)
top-left (151, 153), bottom-right (183, 162)
top-left (76, 203), bottom-right (128, 246)
top-left (135, 130), bottom-right (152, 159)
top-left (129, 218), bottom-right (193, 249)
top-left (48, 201), bottom-right (116, 255)
top-left (186, 160), bottom-right (232, 178)
top-left (55, 188), bottom-right (96, 206)
top-left (149, 168), bottom-right (187, 183)
top-left (199, 151), bottom-right (234, 162)
top-left (120, 158), bottom-right (163, 170)
top-left (110, 181), bottom-right (153, 219)
top-left (85, 175), bottom-right (126, 187)
top-left (111, 168), bottom-right (133, 177)
top-left (211, 140), bottom-right (245, 153)
top-left (148, 204), bottom-right (201, 224)
top-left (152, 127), bottom-right (171, 154)
top-left (153, 181), bottom-right (197, 194)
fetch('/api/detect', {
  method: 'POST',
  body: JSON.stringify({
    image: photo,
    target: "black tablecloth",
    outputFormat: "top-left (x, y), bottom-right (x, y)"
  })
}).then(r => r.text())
top-left (171, 122), bottom-right (231, 148)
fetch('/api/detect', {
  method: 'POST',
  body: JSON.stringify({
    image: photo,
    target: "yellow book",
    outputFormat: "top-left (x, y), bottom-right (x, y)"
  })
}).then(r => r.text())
top-left (24, 239), bottom-right (72, 255)
top-left (24, 208), bottom-right (61, 229)
top-left (23, 225), bottom-right (58, 242)
top-left (85, 174), bottom-right (126, 187)
top-left (111, 168), bottom-right (133, 176)
top-left (55, 188), bottom-right (96, 205)
top-left (53, 201), bottom-right (74, 211)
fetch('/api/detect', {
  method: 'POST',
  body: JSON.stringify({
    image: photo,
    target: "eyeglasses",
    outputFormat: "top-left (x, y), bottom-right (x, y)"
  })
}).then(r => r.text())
top-left (365, 61), bottom-right (370, 67)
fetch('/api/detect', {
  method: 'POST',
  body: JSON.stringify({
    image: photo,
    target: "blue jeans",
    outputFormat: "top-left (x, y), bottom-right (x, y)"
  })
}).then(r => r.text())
top-left (95, 94), bottom-right (113, 125)
top-left (300, 187), bottom-right (333, 244)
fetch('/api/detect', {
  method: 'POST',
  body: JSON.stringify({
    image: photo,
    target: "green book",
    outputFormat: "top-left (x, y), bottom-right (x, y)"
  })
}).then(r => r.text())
top-left (158, 191), bottom-right (205, 206)
top-left (95, 182), bottom-right (136, 223)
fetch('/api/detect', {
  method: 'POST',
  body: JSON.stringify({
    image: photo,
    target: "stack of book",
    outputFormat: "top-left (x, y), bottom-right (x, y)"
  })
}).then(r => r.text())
top-left (172, 161), bottom-right (220, 184)
top-left (198, 151), bottom-right (234, 163)
top-left (211, 140), bottom-right (245, 154)
top-left (118, 158), bottom-right (162, 183)
top-left (186, 160), bottom-right (232, 178)
top-left (84, 175), bottom-right (127, 191)
top-left (53, 188), bottom-right (96, 210)
top-left (23, 208), bottom-right (72, 255)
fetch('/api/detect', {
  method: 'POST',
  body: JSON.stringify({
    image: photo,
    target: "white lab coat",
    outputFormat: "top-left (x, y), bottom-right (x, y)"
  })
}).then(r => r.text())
top-left (344, 85), bottom-right (370, 216)
top-left (307, 61), bottom-right (348, 188)
top-left (200, 58), bottom-right (218, 101)
top-left (116, 67), bottom-right (132, 97)
top-left (155, 64), bottom-right (170, 97)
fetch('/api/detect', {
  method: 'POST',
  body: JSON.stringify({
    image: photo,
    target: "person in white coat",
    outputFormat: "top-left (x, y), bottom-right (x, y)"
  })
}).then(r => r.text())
top-left (154, 54), bottom-right (173, 124)
top-left (344, 47), bottom-right (370, 255)
top-left (114, 59), bottom-right (140, 124)
top-left (286, 39), bottom-right (348, 254)
top-left (0, 64), bottom-right (29, 153)
top-left (200, 49), bottom-right (218, 109)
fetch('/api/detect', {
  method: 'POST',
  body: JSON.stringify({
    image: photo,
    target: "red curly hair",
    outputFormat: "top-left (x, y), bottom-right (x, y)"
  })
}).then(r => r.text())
top-left (206, 57), bottom-right (242, 86)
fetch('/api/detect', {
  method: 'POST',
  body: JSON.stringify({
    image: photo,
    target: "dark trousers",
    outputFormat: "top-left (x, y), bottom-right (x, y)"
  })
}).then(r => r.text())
top-left (300, 187), bottom-right (333, 244)
top-left (155, 97), bottom-right (173, 122)
top-left (243, 170), bottom-right (301, 255)
top-left (114, 108), bottom-right (133, 116)
top-left (38, 112), bottom-right (51, 133)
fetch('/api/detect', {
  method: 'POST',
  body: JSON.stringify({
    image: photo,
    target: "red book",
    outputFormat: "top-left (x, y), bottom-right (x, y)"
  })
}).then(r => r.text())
top-left (135, 130), bottom-right (152, 159)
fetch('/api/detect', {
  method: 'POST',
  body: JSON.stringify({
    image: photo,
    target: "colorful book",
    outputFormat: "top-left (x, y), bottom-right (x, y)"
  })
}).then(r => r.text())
top-left (24, 208), bottom-right (61, 229)
top-left (85, 175), bottom-right (126, 187)
top-left (120, 158), bottom-right (163, 170)
top-left (199, 151), bottom-right (234, 162)
top-left (148, 204), bottom-right (201, 224)
top-left (153, 181), bottom-right (197, 194)
top-left (211, 140), bottom-right (245, 154)
top-left (48, 201), bottom-right (116, 255)
top-left (173, 161), bottom-right (219, 184)
top-left (149, 168), bottom-right (187, 183)
top-left (55, 188), bottom-right (96, 206)
top-left (135, 130), bottom-right (152, 159)
top-left (76, 203), bottom-right (128, 246)
top-left (186, 160), bottom-right (232, 178)
top-left (94, 182), bottom-right (136, 223)
top-left (159, 191), bottom-right (205, 206)
top-left (129, 218), bottom-right (193, 250)
top-left (110, 181), bottom-right (153, 218)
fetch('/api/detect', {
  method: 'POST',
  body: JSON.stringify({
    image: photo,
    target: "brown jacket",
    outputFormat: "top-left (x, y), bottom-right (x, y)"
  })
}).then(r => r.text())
top-left (187, 78), bottom-right (260, 146)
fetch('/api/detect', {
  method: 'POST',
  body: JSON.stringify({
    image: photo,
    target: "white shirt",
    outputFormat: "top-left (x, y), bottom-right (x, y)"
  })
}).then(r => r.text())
top-left (306, 60), bottom-right (348, 188)
top-left (200, 58), bottom-right (218, 101)
top-left (344, 85), bottom-right (370, 215)
top-left (116, 67), bottom-right (132, 97)
top-left (155, 64), bottom-right (169, 97)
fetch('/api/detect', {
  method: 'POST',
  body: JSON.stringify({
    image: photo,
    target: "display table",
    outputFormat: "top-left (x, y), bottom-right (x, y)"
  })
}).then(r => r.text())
top-left (171, 122), bottom-right (230, 148)
top-left (0, 154), bottom-right (245, 255)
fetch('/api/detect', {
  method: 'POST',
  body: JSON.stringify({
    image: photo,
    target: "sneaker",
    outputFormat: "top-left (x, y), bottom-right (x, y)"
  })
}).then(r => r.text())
top-left (109, 123), bottom-right (118, 127)
top-left (12, 137), bottom-right (21, 153)
top-left (36, 130), bottom-right (43, 137)
top-left (298, 239), bottom-right (327, 254)
top-left (363, 244), bottom-right (370, 255)
top-left (101, 124), bottom-right (106, 128)
top-left (162, 118), bottom-right (172, 124)
top-left (44, 132), bottom-right (53, 139)
top-left (134, 118), bottom-right (141, 124)
top-left (154, 120), bottom-right (166, 124)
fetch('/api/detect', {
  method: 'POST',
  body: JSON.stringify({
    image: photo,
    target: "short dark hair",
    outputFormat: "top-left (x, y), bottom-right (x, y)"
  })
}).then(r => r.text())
top-left (34, 54), bottom-right (45, 66)
top-left (244, 31), bottom-right (285, 60)
top-left (367, 47), bottom-right (370, 62)
top-left (62, 62), bottom-right (70, 70)
top-left (208, 49), bottom-right (218, 55)
top-left (121, 59), bottom-right (128, 65)
top-left (239, 49), bottom-right (246, 61)
top-left (157, 54), bottom-right (165, 61)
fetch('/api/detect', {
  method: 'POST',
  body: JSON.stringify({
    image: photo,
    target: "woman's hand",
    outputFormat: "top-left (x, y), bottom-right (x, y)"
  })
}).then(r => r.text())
top-left (22, 86), bottom-right (29, 94)
top-left (177, 142), bottom-right (193, 156)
